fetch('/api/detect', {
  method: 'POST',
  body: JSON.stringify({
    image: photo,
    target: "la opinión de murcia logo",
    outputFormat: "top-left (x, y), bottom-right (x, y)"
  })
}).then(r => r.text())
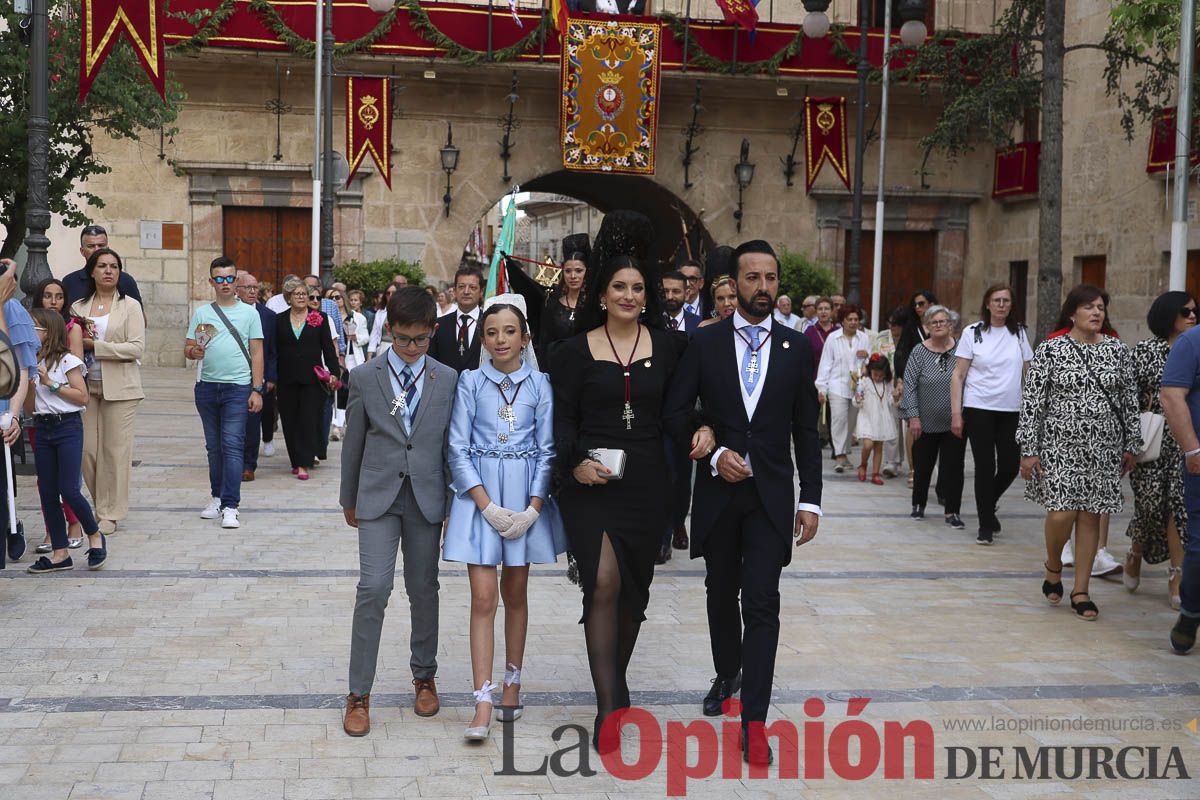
top-left (494, 698), bottom-right (1192, 796)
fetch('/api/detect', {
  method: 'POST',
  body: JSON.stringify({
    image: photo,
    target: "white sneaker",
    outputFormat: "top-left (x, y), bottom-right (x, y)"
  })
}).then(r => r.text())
top-left (1061, 540), bottom-right (1074, 567)
top-left (1091, 547), bottom-right (1123, 578)
top-left (200, 497), bottom-right (222, 519)
top-left (263, 442), bottom-right (276, 457)
top-left (221, 507), bottom-right (240, 529)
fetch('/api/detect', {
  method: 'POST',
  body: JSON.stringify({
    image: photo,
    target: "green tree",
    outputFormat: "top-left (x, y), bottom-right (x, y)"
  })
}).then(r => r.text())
top-left (1, 2), bottom-right (185, 259)
top-left (777, 246), bottom-right (838, 303)
top-left (334, 258), bottom-right (425, 298)
top-left (872, 0), bottom-right (1177, 340)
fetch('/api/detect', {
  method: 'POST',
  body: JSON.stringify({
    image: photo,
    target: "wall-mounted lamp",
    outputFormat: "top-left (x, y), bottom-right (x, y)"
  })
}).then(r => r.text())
top-left (801, 0), bottom-right (832, 39)
top-left (440, 122), bottom-right (460, 217)
top-left (733, 139), bottom-right (755, 233)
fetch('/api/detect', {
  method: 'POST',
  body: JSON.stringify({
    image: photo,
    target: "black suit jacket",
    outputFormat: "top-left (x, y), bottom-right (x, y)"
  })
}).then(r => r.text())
top-left (275, 310), bottom-right (340, 385)
top-left (428, 309), bottom-right (482, 372)
top-left (664, 317), bottom-right (823, 564)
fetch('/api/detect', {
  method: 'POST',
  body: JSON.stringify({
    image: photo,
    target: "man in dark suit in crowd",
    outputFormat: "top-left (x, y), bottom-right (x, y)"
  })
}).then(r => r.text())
top-left (235, 270), bottom-right (277, 481)
top-left (428, 266), bottom-right (483, 372)
top-left (64, 224), bottom-right (143, 307)
top-left (665, 240), bottom-right (823, 766)
top-left (658, 270), bottom-right (702, 563)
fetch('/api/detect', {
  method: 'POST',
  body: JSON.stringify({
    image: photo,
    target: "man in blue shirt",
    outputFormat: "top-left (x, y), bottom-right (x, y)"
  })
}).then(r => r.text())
top-left (63, 225), bottom-right (143, 307)
top-left (185, 257), bottom-right (264, 530)
top-left (1160, 326), bottom-right (1200, 653)
top-left (235, 270), bottom-right (277, 481)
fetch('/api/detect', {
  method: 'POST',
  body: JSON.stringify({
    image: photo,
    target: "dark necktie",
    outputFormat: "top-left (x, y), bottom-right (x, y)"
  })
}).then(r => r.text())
top-left (401, 365), bottom-right (418, 423)
top-left (458, 315), bottom-right (471, 350)
top-left (669, 317), bottom-right (679, 330)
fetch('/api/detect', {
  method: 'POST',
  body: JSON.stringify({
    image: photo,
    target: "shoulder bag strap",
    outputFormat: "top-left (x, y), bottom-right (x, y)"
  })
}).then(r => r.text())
top-left (1063, 336), bottom-right (1125, 447)
top-left (209, 302), bottom-right (253, 373)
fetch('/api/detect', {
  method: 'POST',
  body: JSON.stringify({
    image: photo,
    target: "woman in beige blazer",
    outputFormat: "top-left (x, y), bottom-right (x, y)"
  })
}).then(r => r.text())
top-left (71, 248), bottom-right (145, 534)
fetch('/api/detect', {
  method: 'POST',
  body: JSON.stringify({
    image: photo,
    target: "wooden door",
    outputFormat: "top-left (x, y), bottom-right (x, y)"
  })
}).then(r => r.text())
top-left (845, 231), bottom-right (937, 324)
top-left (1080, 255), bottom-right (1107, 289)
top-left (1187, 251), bottom-right (1200, 302)
top-left (222, 207), bottom-right (313, 291)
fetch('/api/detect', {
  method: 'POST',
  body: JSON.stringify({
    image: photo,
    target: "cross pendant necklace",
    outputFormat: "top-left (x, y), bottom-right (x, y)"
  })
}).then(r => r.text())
top-left (734, 327), bottom-right (772, 387)
top-left (496, 378), bottom-right (522, 435)
top-left (604, 322), bottom-right (642, 430)
top-left (387, 362), bottom-right (425, 418)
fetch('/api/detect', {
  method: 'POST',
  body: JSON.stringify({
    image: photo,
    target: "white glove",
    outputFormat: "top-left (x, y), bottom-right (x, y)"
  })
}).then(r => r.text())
top-left (482, 502), bottom-right (515, 534)
top-left (501, 505), bottom-right (540, 540)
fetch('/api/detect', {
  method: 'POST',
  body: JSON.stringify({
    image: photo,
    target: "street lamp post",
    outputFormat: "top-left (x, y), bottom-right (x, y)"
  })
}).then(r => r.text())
top-left (21, 0), bottom-right (52, 297)
top-left (320, 0), bottom-right (336, 287)
top-left (845, 0), bottom-right (871, 308)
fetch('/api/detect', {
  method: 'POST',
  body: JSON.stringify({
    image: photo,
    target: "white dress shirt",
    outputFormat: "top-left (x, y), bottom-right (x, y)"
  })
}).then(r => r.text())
top-left (709, 310), bottom-right (822, 516)
top-left (815, 327), bottom-right (871, 400)
top-left (667, 310), bottom-right (686, 331)
top-left (774, 311), bottom-right (801, 329)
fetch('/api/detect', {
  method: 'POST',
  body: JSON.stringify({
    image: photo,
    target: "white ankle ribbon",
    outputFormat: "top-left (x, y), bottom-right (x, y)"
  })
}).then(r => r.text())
top-left (473, 680), bottom-right (498, 704)
top-left (504, 664), bottom-right (522, 687)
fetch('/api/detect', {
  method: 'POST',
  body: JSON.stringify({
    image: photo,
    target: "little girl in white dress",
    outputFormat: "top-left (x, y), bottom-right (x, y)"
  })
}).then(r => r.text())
top-left (853, 354), bottom-right (899, 484)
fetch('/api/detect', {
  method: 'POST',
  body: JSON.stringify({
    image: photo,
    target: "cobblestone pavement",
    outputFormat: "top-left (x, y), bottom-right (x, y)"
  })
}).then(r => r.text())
top-left (0, 367), bottom-right (1196, 799)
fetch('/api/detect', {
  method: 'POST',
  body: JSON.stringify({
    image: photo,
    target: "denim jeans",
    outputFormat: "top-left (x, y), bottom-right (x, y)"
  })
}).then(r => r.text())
top-left (34, 414), bottom-right (99, 550)
top-left (1182, 470), bottom-right (1200, 618)
top-left (320, 391), bottom-right (333, 460)
top-left (195, 381), bottom-right (250, 509)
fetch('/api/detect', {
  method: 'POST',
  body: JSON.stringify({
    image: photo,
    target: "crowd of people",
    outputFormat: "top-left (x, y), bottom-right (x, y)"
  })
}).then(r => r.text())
top-left (9, 215), bottom-right (1200, 762)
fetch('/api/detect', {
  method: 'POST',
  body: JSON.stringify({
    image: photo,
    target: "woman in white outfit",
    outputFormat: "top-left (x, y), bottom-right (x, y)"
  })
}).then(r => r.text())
top-left (332, 289), bottom-right (370, 434)
top-left (816, 304), bottom-right (871, 472)
top-left (367, 283), bottom-right (400, 360)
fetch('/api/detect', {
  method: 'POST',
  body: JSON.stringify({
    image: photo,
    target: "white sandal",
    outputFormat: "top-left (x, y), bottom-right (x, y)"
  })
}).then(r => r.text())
top-left (494, 664), bottom-right (524, 722)
top-left (1168, 565), bottom-right (1183, 610)
top-left (464, 680), bottom-right (497, 741)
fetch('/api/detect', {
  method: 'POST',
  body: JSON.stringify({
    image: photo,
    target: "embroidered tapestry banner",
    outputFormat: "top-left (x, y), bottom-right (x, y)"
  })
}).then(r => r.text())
top-left (346, 76), bottom-right (392, 188)
top-left (560, 18), bottom-right (660, 175)
top-left (804, 96), bottom-right (850, 193)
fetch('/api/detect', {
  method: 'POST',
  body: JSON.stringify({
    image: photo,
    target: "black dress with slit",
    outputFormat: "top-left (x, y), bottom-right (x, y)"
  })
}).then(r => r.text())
top-left (551, 328), bottom-right (687, 623)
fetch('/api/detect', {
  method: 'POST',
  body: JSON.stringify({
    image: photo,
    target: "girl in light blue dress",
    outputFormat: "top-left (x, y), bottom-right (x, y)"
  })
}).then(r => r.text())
top-left (442, 296), bottom-right (567, 742)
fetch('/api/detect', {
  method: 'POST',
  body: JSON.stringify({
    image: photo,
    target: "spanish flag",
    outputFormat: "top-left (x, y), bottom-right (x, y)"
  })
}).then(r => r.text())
top-left (552, 0), bottom-right (567, 34)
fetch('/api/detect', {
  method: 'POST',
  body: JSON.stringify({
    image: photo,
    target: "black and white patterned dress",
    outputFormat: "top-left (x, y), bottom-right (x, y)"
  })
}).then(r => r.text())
top-left (1016, 334), bottom-right (1142, 513)
top-left (1126, 337), bottom-right (1188, 562)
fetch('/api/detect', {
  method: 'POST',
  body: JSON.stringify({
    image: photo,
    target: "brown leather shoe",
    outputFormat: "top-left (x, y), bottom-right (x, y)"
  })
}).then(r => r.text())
top-left (242, 469), bottom-right (255, 482)
top-left (343, 693), bottom-right (370, 737)
top-left (413, 677), bottom-right (440, 717)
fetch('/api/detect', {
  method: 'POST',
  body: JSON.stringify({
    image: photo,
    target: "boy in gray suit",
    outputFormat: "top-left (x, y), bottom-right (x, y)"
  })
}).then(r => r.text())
top-left (340, 288), bottom-right (456, 736)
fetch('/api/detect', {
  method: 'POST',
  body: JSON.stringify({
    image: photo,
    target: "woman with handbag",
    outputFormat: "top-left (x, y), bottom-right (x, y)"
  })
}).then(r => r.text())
top-left (1125, 291), bottom-right (1195, 608)
top-left (71, 248), bottom-right (145, 536)
top-left (1017, 285), bottom-right (1142, 621)
top-left (275, 278), bottom-right (339, 480)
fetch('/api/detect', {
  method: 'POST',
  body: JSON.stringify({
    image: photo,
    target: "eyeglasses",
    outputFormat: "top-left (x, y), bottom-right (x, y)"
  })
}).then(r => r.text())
top-left (331, 294), bottom-right (342, 300)
top-left (928, 318), bottom-right (951, 327)
top-left (684, 275), bottom-right (704, 284)
top-left (394, 334), bottom-right (432, 348)
top-left (212, 275), bottom-right (236, 285)
top-left (802, 303), bottom-right (815, 309)
top-left (1181, 307), bottom-right (1197, 318)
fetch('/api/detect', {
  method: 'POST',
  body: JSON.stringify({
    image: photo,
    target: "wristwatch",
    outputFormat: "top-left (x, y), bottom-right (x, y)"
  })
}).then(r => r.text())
top-left (49, 381), bottom-right (61, 394)
top-left (252, 384), bottom-right (265, 394)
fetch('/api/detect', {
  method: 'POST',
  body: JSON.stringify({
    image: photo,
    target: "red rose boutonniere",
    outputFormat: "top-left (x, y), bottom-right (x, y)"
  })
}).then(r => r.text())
top-left (306, 311), bottom-right (323, 328)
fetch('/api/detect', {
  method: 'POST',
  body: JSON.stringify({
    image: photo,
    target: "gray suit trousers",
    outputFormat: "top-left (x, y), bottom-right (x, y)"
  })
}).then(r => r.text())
top-left (348, 482), bottom-right (442, 695)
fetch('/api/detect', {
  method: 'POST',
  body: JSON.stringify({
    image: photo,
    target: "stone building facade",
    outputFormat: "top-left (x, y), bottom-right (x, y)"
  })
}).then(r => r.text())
top-left (3, 0), bottom-right (1185, 364)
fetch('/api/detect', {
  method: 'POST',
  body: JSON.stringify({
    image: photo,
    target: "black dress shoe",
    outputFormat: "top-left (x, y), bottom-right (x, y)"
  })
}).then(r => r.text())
top-left (1171, 613), bottom-right (1199, 654)
top-left (672, 526), bottom-right (689, 550)
top-left (655, 544), bottom-right (672, 565)
top-left (702, 672), bottom-right (741, 717)
top-left (910, 505), bottom-right (925, 519)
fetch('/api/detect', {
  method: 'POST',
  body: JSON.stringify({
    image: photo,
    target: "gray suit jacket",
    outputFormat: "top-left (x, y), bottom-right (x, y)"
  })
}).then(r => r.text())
top-left (339, 354), bottom-right (457, 523)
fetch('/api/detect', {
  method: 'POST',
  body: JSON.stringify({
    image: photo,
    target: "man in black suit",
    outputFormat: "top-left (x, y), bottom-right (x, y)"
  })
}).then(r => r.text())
top-left (658, 271), bottom-right (701, 563)
top-left (428, 266), bottom-right (483, 372)
top-left (665, 240), bottom-right (823, 765)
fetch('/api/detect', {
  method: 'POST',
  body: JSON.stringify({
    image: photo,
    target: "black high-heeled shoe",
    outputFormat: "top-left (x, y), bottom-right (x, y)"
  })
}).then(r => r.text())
top-left (592, 713), bottom-right (619, 754)
top-left (1042, 562), bottom-right (1064, 606)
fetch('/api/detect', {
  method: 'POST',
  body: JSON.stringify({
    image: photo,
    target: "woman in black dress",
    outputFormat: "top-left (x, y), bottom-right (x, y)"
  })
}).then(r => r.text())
top-left (551, 213), bottom-right (707, 750)
top-left (538, 233), bottom-right (589, 368)
top-left (275, 278), bottom-right (340, 480)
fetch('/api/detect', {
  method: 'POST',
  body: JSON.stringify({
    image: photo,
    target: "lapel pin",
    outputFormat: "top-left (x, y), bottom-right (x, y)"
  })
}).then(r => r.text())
top-left (783, 341), bottom-right (791, 349)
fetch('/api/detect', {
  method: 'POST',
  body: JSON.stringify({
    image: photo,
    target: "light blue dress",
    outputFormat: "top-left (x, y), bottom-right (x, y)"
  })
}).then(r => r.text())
top-left (442, 361), bottom-right (568, 566)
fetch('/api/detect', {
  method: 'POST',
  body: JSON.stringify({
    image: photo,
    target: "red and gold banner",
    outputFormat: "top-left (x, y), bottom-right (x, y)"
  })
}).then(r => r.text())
top-left (560, 18), bottom-right (660, 175)
top-left (80, 0), bottom-right (166, 102)
top-left (345, 77), bottom-right (391, 189)
top-left (804, 96), bottom-right (849, 193)
top-left (1147, 107), bottom-right (1200, 174)
top-left (715, 0), bottom-right (759, 32)
top-left (992, 141), bottom-right (1039, 199)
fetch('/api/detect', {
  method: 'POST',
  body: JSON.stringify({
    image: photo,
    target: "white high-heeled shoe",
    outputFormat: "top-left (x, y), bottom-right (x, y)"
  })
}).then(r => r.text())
top-left (1123, 551), bottom-right (1141, 592)
top-left (1168, 565), bottom-right (1183, 610)
top-left (495, 663), bottom-right (524, 722)
top-left (464, 681), bottom-right (497, 741)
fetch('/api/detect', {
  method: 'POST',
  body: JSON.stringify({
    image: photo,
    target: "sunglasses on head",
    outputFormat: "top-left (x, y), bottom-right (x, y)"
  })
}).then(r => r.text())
top-left (212, 275), bottom-right (236, 285)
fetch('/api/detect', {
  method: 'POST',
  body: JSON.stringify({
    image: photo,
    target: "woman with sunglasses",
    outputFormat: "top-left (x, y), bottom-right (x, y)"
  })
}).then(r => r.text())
top-left (900, 305), bottom-right (966, 528)
top-left (275, 278), bottom-right (340, 480)
top-left (1124, 291), bottom-right (1196, 609)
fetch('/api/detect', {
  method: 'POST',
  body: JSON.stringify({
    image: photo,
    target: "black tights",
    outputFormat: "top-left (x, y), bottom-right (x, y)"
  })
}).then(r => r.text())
top-left (584, 534), bottom-right (641, 720)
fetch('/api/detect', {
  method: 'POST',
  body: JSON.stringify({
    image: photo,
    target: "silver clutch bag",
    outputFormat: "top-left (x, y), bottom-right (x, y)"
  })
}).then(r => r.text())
top-left (588, 448), bottom-right (626, 480)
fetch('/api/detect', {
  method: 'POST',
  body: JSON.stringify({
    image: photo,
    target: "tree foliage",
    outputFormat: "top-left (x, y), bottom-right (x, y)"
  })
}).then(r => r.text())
top-left (0, 2), bottom-right (185, 258)
top-left (334, 258), bottom-right (426, 299)
top-left (776, 247), bottom-right (838, 304)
